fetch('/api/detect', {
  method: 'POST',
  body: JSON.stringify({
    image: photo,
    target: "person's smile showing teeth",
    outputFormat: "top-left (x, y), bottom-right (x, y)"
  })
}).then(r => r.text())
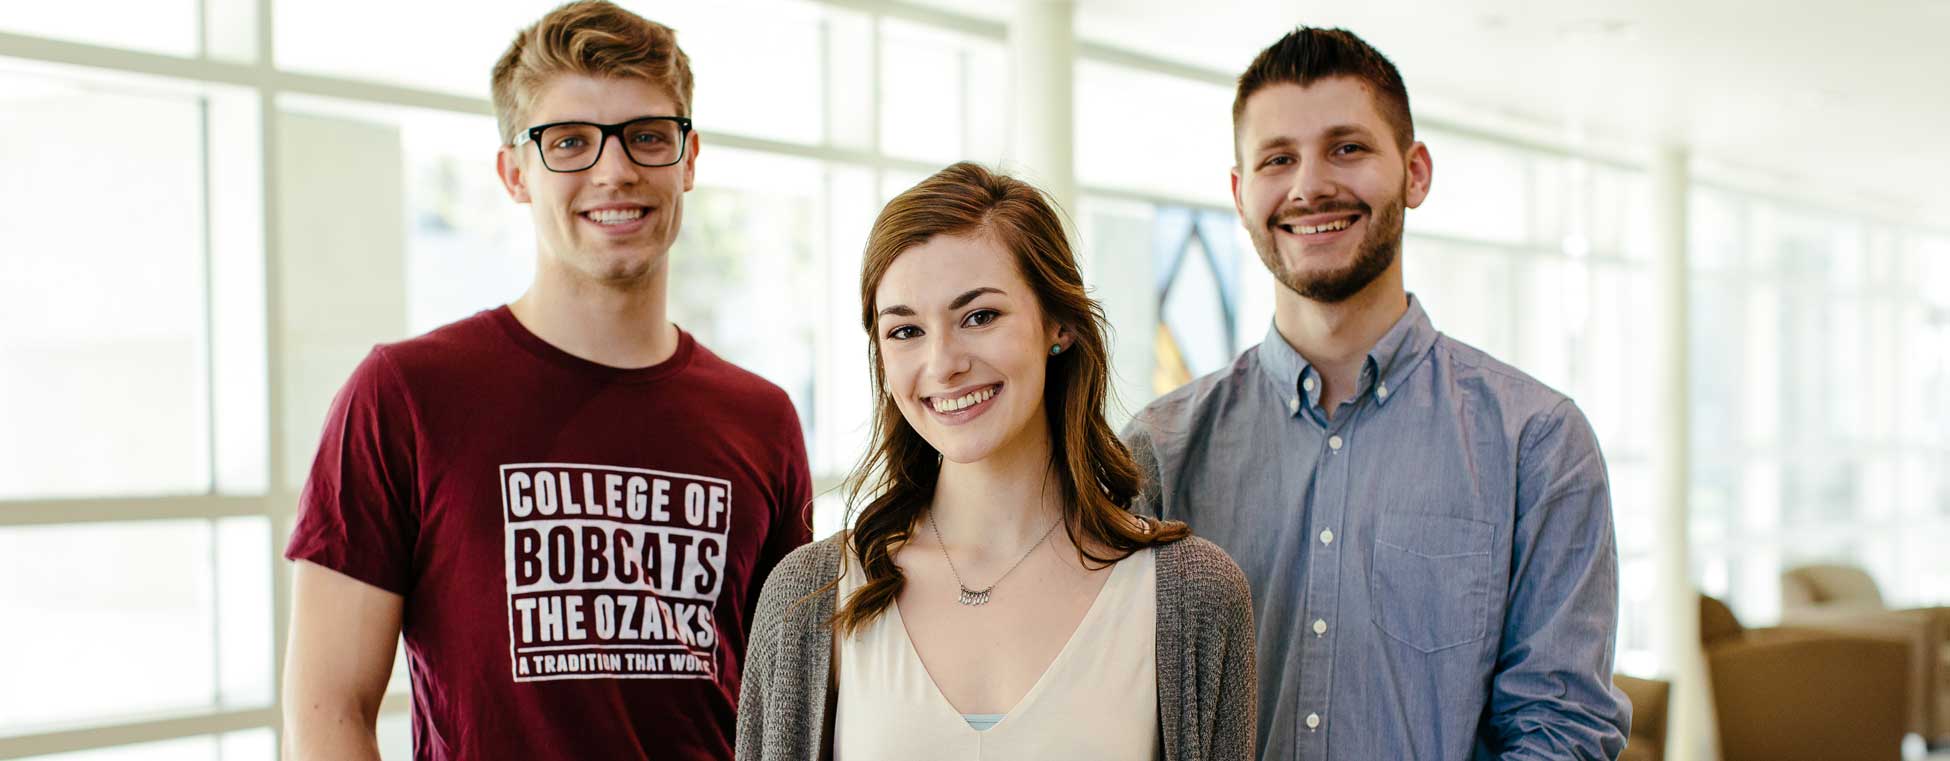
top-left (924, 383), bottom-right (1003, 420)
top-left (578, 202), bottom-right (652, 232)
top-left (1277, 211), bottom-right (1362, 240)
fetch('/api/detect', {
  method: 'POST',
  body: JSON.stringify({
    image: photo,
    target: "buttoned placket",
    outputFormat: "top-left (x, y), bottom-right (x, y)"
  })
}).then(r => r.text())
top-left (1288, 357), bottom-right (1398, 757)
top-left (1291, 364), bottom-right (1358, 756)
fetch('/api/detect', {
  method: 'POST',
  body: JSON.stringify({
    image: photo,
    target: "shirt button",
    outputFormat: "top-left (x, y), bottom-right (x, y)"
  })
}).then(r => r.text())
top-left (1320, 529), bottom-right (1334, 545)
top-left (1313, 618), bottom-right (1328, 636)
top-left (1302, 377), bottom-right (1316, 392)
top-left (1377, 384), bottom-right (1389, 400)
top-left (1288, 397), bottom-right (1300, 414)
top-left (1328, 435), bottom-right (1343, 451)
top-left (1306, 712), bottom-right (1321, 730)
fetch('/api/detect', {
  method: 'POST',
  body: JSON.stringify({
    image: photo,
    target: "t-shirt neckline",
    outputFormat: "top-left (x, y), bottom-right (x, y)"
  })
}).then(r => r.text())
top-left (488, 304), bottom-right (695, 384)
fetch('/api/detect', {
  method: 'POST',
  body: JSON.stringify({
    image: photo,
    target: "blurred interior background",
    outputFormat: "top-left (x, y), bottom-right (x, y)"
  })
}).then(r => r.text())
top-left (2, 0), bottom-right (1947, 759)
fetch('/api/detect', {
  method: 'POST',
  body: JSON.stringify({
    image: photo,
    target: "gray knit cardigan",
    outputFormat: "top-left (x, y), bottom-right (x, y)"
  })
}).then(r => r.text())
top-left (734, 533), bottom-right (1257, 760)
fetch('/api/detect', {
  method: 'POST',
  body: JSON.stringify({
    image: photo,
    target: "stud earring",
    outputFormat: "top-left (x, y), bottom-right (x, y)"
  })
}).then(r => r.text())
top-left (1049, 343), bottom-right (1063, 355)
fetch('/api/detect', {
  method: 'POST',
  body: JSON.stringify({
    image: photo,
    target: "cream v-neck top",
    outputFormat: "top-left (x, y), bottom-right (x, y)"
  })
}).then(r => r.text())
top-left (833, 547), bottom-right (1161, 760)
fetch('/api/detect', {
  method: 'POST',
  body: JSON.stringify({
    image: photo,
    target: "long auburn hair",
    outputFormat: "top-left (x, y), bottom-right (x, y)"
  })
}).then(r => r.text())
top-left (831, 162), bottom-right (1189, 637)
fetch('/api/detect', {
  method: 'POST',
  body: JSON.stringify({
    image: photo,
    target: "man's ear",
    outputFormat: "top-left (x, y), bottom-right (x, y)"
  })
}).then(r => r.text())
top-left (681, 132), bottom-right (700, 192)
top-left (1404, 141), bottom-right (1433, 209)
top-left (497, 145), bottom-right (531, 204)
top-left (1230, 163), bottom-right (1246, 221)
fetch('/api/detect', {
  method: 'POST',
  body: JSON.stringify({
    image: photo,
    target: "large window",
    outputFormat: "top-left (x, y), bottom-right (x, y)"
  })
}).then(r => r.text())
top-left (1074, 60), bottom-right (1233, 208)
top-left (1688, 189), bottom-right (1950, 623)
top-left (0, 519), bottom-right (273, 731)
top-left (0, 63), bottom-right (278, 751)
top-left (13, 730), bottom-right (274, 761)
top-left (0, 72), bottom-right (211, 499)
top-left (879, 19), bottom-right (1008, 164)
top-left (0, 1), bottom-right (199, 57)
top-left (1150, 207), bottom-right (1259, 393)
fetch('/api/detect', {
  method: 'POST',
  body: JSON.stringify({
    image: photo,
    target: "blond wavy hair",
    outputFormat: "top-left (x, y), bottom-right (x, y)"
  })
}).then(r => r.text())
top-left (490, 0), bottom-right (694, 145)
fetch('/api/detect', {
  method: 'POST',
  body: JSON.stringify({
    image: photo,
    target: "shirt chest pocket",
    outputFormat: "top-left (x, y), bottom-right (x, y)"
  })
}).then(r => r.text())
top-left (1368, 512), bottom-right (1495, 653)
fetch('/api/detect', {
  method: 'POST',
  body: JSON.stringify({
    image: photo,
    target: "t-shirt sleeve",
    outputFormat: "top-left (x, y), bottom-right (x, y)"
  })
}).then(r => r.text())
top-left (284, 346), bottom-right (420, 596)
top-left (755, 399), bottom-right (813, 598)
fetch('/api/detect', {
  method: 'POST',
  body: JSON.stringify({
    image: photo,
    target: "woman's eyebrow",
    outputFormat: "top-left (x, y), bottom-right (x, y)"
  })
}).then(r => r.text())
top-left (948, 287), bottom-right (1005, 310)
top-left (877, 286), bottom-right (1006, 319)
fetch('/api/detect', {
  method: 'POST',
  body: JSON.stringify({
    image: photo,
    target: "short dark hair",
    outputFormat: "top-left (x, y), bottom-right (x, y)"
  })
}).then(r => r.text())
top-left (1232, 27), bottom-right (1414, 156)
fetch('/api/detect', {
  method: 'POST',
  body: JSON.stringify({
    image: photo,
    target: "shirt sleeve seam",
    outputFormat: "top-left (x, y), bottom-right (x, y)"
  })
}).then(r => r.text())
top-left (366, 345), bottom-right (427, 494)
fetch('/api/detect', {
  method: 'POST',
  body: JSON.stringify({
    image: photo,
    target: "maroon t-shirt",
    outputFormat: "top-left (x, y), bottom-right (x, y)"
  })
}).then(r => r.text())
top-left (286, 307), bottom-right (812, 761)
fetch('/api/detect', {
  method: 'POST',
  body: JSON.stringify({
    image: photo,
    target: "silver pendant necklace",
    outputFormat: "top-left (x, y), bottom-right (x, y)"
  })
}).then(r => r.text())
top-left (928, 511), bottom-right (1060, 606)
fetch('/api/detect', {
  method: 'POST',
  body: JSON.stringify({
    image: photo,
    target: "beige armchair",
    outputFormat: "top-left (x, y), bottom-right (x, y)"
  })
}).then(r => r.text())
top-left (1700, 594), bottom-right (1909, 761)
top-left (1782, 564), bottom-right (1950, 745)
top-left (1614, 674), bottom-right (1667, 761)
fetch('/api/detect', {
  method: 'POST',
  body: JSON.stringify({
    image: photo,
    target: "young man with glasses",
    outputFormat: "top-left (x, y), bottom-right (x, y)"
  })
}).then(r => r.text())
top-left (1124, 27), bottom-right (1630, 760)
top-left (281, 2), bottom-right (811, 759)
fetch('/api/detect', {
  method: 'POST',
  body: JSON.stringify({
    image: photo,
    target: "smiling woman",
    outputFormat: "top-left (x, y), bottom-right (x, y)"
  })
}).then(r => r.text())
top-left (842, 163), bottom-right (1189, 620)
top-left (874, 255), bottom-right (1047, 461)
top-left (734, 162), bottom-right (1256, 761)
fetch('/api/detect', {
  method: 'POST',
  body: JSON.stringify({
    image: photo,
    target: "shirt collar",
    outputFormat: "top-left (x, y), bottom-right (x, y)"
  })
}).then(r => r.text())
top-left (1367, 294), bottom-right (1438, 407)
top-left (1256, 293), bottom-right (1440, 415)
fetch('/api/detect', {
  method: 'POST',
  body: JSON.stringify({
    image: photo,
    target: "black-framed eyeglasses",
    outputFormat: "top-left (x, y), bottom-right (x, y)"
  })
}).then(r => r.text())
top-left (513, 116), bottom-right (693, 173)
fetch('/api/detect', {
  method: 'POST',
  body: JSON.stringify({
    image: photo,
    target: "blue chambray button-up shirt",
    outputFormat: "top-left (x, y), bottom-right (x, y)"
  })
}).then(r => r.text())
top-left (1125, 295), bottom-right (1629, 761)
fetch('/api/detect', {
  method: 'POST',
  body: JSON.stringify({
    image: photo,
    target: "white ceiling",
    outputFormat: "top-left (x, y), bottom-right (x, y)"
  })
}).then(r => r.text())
top-left (929, 0), bottom-right (1950, 227)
